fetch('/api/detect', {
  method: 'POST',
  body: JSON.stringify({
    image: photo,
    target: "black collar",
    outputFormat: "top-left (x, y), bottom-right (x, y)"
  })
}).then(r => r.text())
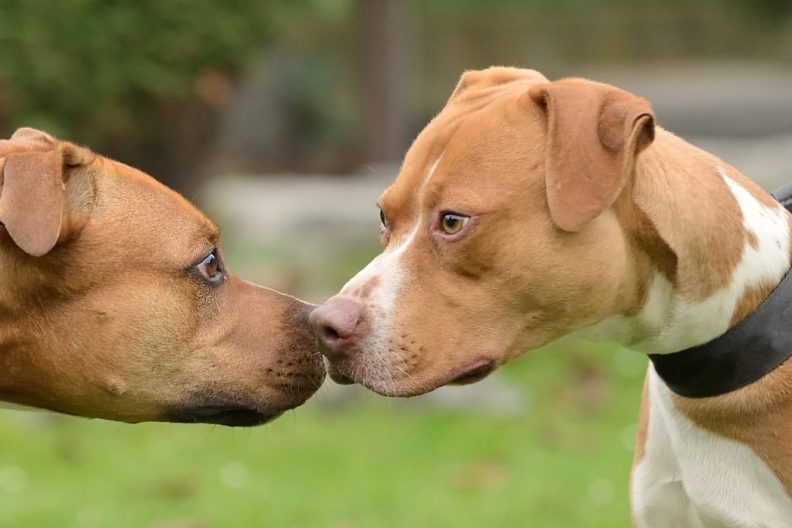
top-left (648, 183), bottom-right (792, 398)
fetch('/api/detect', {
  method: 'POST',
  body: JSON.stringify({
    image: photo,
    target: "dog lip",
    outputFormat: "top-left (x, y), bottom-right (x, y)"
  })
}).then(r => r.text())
top-left (447, 358), bottom-right (497, 386)
top-left (348, 357), bottom-right (499, 398)
top-left (326, 361), bottom-right (356, 385)
top-left (169, 404), bottom-right (283, 427)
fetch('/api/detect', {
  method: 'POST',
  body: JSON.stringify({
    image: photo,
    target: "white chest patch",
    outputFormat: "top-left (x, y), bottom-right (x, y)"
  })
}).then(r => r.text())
top-left (632, 368), bottom-right (792, 528)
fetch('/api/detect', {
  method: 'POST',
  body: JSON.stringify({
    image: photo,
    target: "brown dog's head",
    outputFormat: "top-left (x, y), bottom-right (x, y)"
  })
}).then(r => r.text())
top-left (310, 67), bottom-right (655, 396)
top-left (0, 128), bottom-right (324, 425)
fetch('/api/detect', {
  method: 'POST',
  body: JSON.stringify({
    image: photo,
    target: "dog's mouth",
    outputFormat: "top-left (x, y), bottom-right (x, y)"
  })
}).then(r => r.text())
top-left (326, 357), bottom-right (498, 396)
top-left (169, 404), bottom-right (283, 427)
top-left (327, 362), bottom-right (356, 385)
top-left (447, 359), bottom-right (497, 385)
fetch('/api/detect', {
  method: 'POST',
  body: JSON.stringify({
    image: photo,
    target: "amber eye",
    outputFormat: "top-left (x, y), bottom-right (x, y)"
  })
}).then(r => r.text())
top-left (440, 213), bottom-right (469, 235)
top-left (195, 250), bottom-right (224, 284)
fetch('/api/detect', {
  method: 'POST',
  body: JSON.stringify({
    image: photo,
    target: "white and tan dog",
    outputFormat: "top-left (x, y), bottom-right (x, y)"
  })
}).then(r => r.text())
top-left (310, 67), bottom-right (792, 526)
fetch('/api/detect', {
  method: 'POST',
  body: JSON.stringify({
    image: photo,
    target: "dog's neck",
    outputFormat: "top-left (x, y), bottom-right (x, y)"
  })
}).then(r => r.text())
top-left (579, 128), bottom-right (792, 355)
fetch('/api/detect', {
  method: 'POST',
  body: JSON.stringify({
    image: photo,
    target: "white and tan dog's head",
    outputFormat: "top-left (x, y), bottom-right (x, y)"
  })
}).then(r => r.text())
top-left (0, 128), bottom-right (325, 425)
top-left (310, 67), bottom-right (656, 396)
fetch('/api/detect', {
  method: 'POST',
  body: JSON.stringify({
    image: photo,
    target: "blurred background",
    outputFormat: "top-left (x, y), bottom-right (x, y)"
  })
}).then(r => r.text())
top-left (1, 1), bottom-right (791, 526)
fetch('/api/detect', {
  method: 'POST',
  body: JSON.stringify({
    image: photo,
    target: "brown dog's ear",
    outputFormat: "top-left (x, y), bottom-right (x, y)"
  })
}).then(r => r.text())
top-left (449, 67), bottom-right (549, 102)
top-left (529, 79), bottom-right (655, 232)
top-left (0, 128), bottom-right (66, 256)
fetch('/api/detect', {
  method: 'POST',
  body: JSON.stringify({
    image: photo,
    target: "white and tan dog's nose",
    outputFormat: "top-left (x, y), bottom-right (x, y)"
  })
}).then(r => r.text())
top-left (309, 296), bottom-right (363, 360)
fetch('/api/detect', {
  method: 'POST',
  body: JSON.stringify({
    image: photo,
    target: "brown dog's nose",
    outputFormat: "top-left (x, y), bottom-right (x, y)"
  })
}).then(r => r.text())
top-left (309, 296), bottom-right (362, 359)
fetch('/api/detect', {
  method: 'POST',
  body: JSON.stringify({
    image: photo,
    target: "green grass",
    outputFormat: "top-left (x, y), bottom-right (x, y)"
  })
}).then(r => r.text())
top-left (0, 339), bottom-right (647, 528)
top-left (0, 240), bottom-right (648, 527)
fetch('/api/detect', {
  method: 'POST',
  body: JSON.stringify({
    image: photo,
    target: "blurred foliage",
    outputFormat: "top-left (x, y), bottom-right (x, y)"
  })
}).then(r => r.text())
top-left (231, 0), bottom-right (792, 174)
top-left (0, 0), bottom-right (790, 181)
top-left (415, 0), bottom-right (792, 14)
top-left (0, 0), bottom-right (305, 192)
top-left (0, 0), bottom-right (284, 142)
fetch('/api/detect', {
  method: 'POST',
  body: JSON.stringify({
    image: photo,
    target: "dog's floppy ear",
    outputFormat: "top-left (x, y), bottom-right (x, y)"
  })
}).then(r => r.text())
top-left (529, 79), bottom-right (655, 232)
top-left (0, 128), bottom-right (66, 256)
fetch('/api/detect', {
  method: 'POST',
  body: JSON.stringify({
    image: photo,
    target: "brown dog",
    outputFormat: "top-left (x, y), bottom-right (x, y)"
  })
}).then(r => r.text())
top-left (311, 67), bottom-right (792, 526)
top-left (0, 128), bottom-right (324, 426)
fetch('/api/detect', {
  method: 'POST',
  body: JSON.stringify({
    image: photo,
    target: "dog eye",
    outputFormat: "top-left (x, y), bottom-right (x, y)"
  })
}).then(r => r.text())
top-left (440, 213), bottom-right (469, 235)
top-left (379, 208), bottom-right (389, 231)
top-left (195, 250), bottom-right (225, 284)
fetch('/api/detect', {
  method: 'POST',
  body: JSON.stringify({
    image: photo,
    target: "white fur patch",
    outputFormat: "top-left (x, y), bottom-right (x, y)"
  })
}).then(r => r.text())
top-left (338, 155), bottom-right (444, 370)
top-left (580, 167), bottom-right (791, 354)
top-left (632, 367), bottom-right (792, 527)
top-left (623, 168), bottom-right (792, 526)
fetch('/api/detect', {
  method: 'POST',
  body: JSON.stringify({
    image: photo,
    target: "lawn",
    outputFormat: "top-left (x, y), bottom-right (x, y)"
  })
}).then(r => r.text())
top-left (0, 240), bottom-right (647, 528)
top-left (0, 339), bottom-right (646, 528)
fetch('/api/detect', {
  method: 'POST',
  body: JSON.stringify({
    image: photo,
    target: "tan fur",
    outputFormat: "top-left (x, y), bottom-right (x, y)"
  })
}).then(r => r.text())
top-left (0, 128), bottom-right (324, 424)
top-left (633, 134), bottom-right (749, 303)
top-left (730, 284), bottom-right (773, 326)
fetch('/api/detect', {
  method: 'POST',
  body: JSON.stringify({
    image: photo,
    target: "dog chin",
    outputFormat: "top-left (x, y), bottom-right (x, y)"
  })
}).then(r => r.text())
top-left (327, 357), bottom-right (498, 397)
top-left (326, 362), bottom-right (418, 396)
top-left (446, 359), bottom-right (497, 385)
top-left (326, 362), bottom-right (356, 385)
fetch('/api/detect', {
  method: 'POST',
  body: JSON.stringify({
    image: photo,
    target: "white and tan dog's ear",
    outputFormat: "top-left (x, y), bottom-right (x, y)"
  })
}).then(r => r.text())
top-left (0, 127), bottom-right (87, 256)
top-left (529, 79), bottom-right (655, 232)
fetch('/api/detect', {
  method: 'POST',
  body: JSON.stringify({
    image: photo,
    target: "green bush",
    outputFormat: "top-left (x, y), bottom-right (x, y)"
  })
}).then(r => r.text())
top-left (0, 0), bottom-right (295, 192)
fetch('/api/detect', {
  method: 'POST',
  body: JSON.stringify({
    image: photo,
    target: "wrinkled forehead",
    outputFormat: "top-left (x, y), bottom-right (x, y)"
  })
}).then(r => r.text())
top-left (380, 74), bottom-right (546, 214)
top-left (98, 159), bottom-right (219, 258)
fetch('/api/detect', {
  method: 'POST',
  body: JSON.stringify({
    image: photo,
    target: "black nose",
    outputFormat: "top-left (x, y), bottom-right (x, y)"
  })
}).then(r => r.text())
top-left (308, 296), bottom-right (362, 360)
